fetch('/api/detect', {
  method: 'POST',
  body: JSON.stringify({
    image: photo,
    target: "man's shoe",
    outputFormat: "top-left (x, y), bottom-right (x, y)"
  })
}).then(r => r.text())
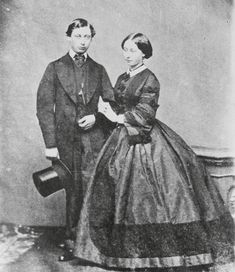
top-left (58, 249), bottom-right (75, 262)
top-left (57, 242), bottom-right (66, 249)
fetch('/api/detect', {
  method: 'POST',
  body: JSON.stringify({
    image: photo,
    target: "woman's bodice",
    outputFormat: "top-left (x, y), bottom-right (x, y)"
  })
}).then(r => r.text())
top-left (114, 68), bottom-right (160, 115)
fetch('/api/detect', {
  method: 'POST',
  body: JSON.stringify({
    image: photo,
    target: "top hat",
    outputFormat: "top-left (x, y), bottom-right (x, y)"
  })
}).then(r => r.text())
top-left (32, 159), bottom-right (72, 197)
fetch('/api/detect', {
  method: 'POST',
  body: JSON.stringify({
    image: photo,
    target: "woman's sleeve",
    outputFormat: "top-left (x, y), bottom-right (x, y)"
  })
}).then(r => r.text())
top-left (123, 74), bottom-right (160, 140)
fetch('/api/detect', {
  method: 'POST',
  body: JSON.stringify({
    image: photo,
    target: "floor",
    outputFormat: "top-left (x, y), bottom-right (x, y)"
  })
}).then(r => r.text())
top-left (0, 224), bottom-right (116, 272)
top-left (0, 224), bottom-right (234, 272)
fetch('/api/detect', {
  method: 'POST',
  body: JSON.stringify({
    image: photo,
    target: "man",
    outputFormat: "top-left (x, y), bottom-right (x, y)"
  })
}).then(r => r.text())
top-left (36, 18), bottom-right (115, 261)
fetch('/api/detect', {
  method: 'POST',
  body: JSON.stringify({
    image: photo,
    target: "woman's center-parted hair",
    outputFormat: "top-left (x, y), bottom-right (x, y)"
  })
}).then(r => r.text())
top-left (66, 18), bottom-right (96, 37)
top-left (121, 33), bottom-right (153, 59)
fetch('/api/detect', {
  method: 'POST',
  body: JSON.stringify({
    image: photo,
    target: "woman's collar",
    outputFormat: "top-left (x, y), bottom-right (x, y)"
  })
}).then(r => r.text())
top-left (127, 64), bottom-right (147, 78)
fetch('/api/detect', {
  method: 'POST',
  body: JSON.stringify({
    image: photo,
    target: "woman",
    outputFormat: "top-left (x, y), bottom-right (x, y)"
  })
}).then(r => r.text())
top-left (73, 33), bottom-right (234, 271)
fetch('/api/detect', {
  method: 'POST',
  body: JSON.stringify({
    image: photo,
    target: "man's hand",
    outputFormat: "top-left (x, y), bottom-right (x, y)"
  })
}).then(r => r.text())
top-left (45, 147), bottom-right (60, 160)
top-left (78, 114), bottom-right (96, 130)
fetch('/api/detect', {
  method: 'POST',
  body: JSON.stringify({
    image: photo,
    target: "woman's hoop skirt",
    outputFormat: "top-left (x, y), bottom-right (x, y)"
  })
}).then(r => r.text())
top-left (74, 120), bottom-right (234, 270)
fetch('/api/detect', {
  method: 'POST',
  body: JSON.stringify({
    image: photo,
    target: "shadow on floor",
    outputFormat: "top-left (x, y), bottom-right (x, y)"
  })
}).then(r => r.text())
top-left (0, 223), bottom-right (234, 272)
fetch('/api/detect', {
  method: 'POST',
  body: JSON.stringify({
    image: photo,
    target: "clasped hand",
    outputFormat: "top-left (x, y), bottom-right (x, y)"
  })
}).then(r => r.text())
top-left (78, 114), bottom-right (96, 130)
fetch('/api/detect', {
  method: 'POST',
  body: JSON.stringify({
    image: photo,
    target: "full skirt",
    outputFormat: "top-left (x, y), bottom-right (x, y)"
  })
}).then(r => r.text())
top-left (74, 120), bottom-right (234, 270)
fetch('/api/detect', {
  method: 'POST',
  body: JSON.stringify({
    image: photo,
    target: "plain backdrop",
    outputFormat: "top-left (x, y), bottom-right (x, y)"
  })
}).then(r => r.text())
top-left (0, 0), bottom-right (234, 225)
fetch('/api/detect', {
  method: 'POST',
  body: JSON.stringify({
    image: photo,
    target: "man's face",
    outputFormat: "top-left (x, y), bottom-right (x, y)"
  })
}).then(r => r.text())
top-left (69, 26), bottom-right (92, 54)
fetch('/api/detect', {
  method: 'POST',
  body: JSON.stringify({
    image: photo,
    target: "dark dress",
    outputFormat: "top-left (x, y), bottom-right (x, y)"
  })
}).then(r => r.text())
top-left (73, 68), bottom-right (234, 270)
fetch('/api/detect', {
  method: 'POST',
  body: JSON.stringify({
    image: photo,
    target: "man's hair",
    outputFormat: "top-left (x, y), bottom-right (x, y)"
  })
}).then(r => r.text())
top-left (66, 18), bottom-right (96, 37)
top-left (121, 33), bottom-right (153, 59)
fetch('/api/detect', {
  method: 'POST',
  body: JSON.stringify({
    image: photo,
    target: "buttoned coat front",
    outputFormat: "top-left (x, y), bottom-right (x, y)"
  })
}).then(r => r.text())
top-left (36, 53), bottom-right (115, 234)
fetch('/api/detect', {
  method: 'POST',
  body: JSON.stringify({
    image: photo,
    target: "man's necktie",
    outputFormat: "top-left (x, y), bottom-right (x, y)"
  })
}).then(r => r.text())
top-left (74, 53), bottom-right (85, 66)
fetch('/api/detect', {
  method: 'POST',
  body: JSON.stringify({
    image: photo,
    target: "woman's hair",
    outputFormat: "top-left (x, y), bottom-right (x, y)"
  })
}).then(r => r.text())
top-left (121, 33), bottom-right (153, 59)
top-left (66, 18), bottom-right (96, 37)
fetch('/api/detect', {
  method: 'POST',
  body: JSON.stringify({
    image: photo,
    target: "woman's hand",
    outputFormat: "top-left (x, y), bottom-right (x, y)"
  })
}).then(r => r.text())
top-left (98, 97), bottom-right (124, 124)
top-left (98, 96), bottom-right (110, 113)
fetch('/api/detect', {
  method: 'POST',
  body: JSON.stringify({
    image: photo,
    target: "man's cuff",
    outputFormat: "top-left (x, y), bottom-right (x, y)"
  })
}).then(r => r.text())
top-left (45, 147), bottom-right (58, 158)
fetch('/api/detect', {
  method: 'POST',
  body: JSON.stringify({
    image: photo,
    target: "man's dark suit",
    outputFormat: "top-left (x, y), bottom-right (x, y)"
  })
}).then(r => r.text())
top-left (36, 53), bottom-right (115, 238)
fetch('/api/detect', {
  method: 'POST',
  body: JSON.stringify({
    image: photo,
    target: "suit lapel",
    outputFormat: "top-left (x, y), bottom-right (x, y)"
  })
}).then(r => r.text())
top-left (83, 56), bottom-right (99, 104)
top-left (55, 53), bottom-right (77, 104)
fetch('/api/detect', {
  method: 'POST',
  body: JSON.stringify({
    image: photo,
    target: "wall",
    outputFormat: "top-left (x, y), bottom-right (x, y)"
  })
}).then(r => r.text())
top-left (0, 0), bottom-right (234, 225)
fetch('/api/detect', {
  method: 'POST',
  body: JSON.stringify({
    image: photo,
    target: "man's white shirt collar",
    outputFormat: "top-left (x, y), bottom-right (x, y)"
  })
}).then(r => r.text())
top-left (69, 49), bottom-right (87, 60)
top-left (128, 64), bottom-right (147, 78)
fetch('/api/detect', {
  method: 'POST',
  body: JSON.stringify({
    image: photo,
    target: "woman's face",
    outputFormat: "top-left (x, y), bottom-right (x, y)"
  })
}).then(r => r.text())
top-left (122, 39), bottom-right (145, 70)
